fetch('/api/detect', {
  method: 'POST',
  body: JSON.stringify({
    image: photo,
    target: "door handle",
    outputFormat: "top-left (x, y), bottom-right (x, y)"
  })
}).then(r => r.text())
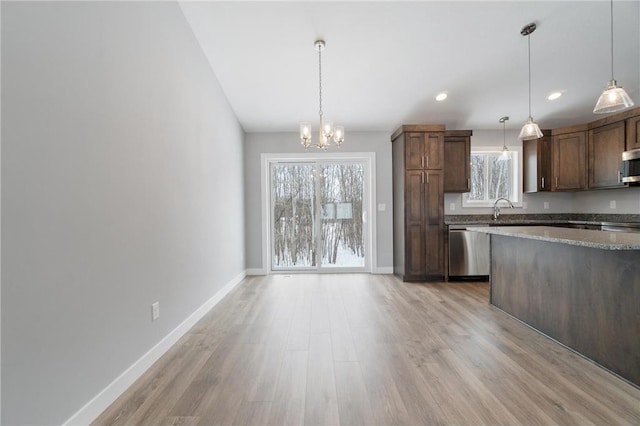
top-left (541, 177), bottom-right (545, 189)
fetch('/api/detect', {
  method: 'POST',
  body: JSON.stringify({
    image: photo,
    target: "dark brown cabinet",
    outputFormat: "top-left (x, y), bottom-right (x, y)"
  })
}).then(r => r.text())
top-left (588, 121), bottom-right (626, 189)
top-left (391, 125), bottom-right (445, 282)
top-left (552, 128), bottom-right (587, 191)
top-left (444, 130), bottom-right (472, 192)
top-left (626, 114), bottom-right (640, 150)
top-left (405, 131), bottom-right (443, 170)
top-left (522, 133), bottom-right (551, 192)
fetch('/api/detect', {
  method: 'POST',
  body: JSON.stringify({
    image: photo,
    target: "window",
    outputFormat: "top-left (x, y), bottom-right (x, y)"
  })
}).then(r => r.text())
top-left (463, 146), bottom-right (522, 207)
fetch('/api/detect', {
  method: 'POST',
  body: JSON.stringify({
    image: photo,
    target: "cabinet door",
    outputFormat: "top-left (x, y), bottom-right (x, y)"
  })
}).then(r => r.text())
top-left (424, 132), bottom-right (444, 170)
top-left (626, 115), bottom-right (640, 150)
top-left (425, 171), bottom-right (443, 224)
top-left (523, 136), bottom-right (551, 192)
top-left (444, 136), bottom-right (470, 192)
top-left (405, 171), bottom-right (425, 279)
top-left (589, 121), bottom-right (626, 189)
top-left (424, 171), bottom-right (443, 276)
top-left (552, 131), bottom-right (586, 190)
top-left (425, 225), bottom-right (443, 277)
top-left (405, 133), bottom-right (425, 170)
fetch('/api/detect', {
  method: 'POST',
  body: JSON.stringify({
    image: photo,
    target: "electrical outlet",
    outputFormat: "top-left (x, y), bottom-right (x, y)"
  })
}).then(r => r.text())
top-left (377, 203), bottom-right (386, 211)
top-left (610, 200), bottom-right (616, 209)
top-left (449, 203), bottom-right (456, 211)
top-left (522, 202), bottom-right (528, 210)
top-left (543, 202), bottom-right (550, 210)
top-left (151, 302), bottom-right (160, 321)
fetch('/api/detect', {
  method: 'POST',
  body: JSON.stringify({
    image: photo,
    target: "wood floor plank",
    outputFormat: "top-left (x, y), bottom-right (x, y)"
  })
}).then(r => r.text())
top-left (333, 361), bottom-right (375, 426)
top-left (304, 333), bottom-right (340, 426)
top-left (93, 274), bottom-right (640, 426)
top-left (267, 350), bottom-right (308, 425)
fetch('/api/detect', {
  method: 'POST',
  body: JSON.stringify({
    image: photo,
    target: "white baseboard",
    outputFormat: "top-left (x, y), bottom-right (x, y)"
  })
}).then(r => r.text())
top-left (373, 267), bottom-right (393, 274)
top-left (63, 270), bottom-right (247, 426)
top-left (246, 268), bottom-right (267, 275)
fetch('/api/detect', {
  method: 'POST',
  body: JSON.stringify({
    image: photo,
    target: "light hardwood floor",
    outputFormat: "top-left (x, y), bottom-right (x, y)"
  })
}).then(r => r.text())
top-left (94, 274), bottom-right (640, 425)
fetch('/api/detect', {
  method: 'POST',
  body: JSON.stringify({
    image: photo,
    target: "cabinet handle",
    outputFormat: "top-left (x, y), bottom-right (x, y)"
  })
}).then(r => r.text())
top-left (541, 177), bottom-right (545, 189)
top-left (421, 156), bottom-right (425, 168)
top-left (422, 172), bottom-right (424, 184)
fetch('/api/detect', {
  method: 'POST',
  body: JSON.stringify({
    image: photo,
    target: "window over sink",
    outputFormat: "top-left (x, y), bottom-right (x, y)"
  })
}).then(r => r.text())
top-left (462, 146), bottom-right (523, 208)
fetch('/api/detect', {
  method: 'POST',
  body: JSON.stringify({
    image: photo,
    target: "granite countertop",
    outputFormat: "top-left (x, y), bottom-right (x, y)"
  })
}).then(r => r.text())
top-left (445, 213), bottom-right (640, 226)
top-left (468, 225), bottom-right (640, 250)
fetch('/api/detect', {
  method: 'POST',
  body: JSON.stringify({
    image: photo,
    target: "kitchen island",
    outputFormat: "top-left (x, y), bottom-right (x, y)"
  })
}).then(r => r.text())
top-left (469, 226), bottom-right (640, 387)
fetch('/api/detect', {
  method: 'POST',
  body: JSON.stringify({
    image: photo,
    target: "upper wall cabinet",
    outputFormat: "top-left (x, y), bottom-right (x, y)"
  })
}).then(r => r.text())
top-left (444, 130), bottom-right (472, 193)
top-left (588, 121), bottom-right (627, 189)
top-left (551, 127), bottom-right (587, 191)
top-left (523, 132), bottom-right (551, 193)
top-left (627, 114), bottom-right (640, 150)
top-left (404, 130), bottom-right (444, 170)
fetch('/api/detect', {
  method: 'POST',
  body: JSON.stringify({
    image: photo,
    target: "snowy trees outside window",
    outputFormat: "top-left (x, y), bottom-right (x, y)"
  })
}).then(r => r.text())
top-left (271, 162), bottom-right (365, 269)
top-left (463, 147), bottom-right (522, 208)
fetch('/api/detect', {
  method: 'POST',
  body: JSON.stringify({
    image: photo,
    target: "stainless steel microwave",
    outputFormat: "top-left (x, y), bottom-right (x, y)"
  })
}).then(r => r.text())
top-left (622, 148), bottom-right (640, 183)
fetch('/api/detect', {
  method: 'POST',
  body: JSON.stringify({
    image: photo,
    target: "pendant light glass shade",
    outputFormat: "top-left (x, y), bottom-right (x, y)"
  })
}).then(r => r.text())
top-left (593, 80), bottom-right (634, 114)
top-left (593, 0), bottom-right (634, 114)
top-left (518, 116), bottom-right (544, 140)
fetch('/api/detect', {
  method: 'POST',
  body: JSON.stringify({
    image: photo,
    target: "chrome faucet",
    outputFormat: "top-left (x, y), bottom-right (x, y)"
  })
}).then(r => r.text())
top-left (493, 197), bottom-right (514, 220)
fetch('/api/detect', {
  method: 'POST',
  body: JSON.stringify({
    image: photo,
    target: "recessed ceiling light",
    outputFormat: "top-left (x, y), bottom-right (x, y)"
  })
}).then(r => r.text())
top-left (547, 92), bottom-right (562, 100)
top-left (436, 93), bottom-right (447, 101)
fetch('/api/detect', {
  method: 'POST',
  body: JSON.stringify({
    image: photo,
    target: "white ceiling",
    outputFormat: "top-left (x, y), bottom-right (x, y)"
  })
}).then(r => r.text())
top-left (179, 1), bottom-right (640, 133)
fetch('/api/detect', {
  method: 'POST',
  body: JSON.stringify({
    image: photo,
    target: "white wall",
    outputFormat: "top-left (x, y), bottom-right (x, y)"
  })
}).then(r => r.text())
top-left (573, 187), bottom-right (640, 214)
top-left (1, 2), bottom-right (245, 424)
top-left (244, 132), bottom-right (393, 272)
top-left (445, 129), bottom-right (640, 216)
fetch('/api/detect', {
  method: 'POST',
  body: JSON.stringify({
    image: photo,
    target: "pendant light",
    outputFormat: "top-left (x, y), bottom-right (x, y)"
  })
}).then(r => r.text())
top-left (300, 40), bottom-right (345, 149)
top-left (518, 23), bottom-right (543, 141)
top-left (499, 116), bottom-right (510, 161)
top-left (593, 0), bottom-right (634, 114)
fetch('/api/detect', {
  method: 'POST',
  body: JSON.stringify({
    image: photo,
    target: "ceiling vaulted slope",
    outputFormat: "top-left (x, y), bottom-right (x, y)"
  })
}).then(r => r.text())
top-left (179, 1), bottom-right (640, 132)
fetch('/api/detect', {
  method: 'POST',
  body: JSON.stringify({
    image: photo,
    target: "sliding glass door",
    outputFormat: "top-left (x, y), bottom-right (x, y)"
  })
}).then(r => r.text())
top-left (270, 160), bottom-right (368, 272)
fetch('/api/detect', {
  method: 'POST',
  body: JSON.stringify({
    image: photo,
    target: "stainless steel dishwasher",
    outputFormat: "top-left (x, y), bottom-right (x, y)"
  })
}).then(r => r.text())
top-left (448, 225), bottom-right (490, 279)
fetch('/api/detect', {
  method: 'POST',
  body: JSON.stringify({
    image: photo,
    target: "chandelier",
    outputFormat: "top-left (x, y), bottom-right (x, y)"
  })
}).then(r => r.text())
top-left (300, 40), bottom-right (344, 149)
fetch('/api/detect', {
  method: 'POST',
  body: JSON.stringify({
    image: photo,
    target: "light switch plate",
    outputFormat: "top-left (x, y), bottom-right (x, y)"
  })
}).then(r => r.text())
top-left (377, 203), bottom-right (386, 211)
top-left (449, 203), bottom-right (456, 211)
top-left (543, 202), bottom-right (550, 210)
top-left (151, 302), bottom-right (160, 321)
top-left (610, 200), bottom-right (616, 209)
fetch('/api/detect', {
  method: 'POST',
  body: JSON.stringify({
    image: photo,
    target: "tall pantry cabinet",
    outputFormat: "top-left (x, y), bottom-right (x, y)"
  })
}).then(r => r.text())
top-left (391, 125), bottom-right (445, 281)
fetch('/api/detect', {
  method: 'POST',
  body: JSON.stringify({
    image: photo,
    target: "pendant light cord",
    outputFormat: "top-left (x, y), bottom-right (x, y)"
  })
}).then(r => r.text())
top-left (610, 0), bottom-right (615, 80)
top-left (527, 33), bottom-right (532, 118)
top-left (318, 46), bottom-right (323, 118)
